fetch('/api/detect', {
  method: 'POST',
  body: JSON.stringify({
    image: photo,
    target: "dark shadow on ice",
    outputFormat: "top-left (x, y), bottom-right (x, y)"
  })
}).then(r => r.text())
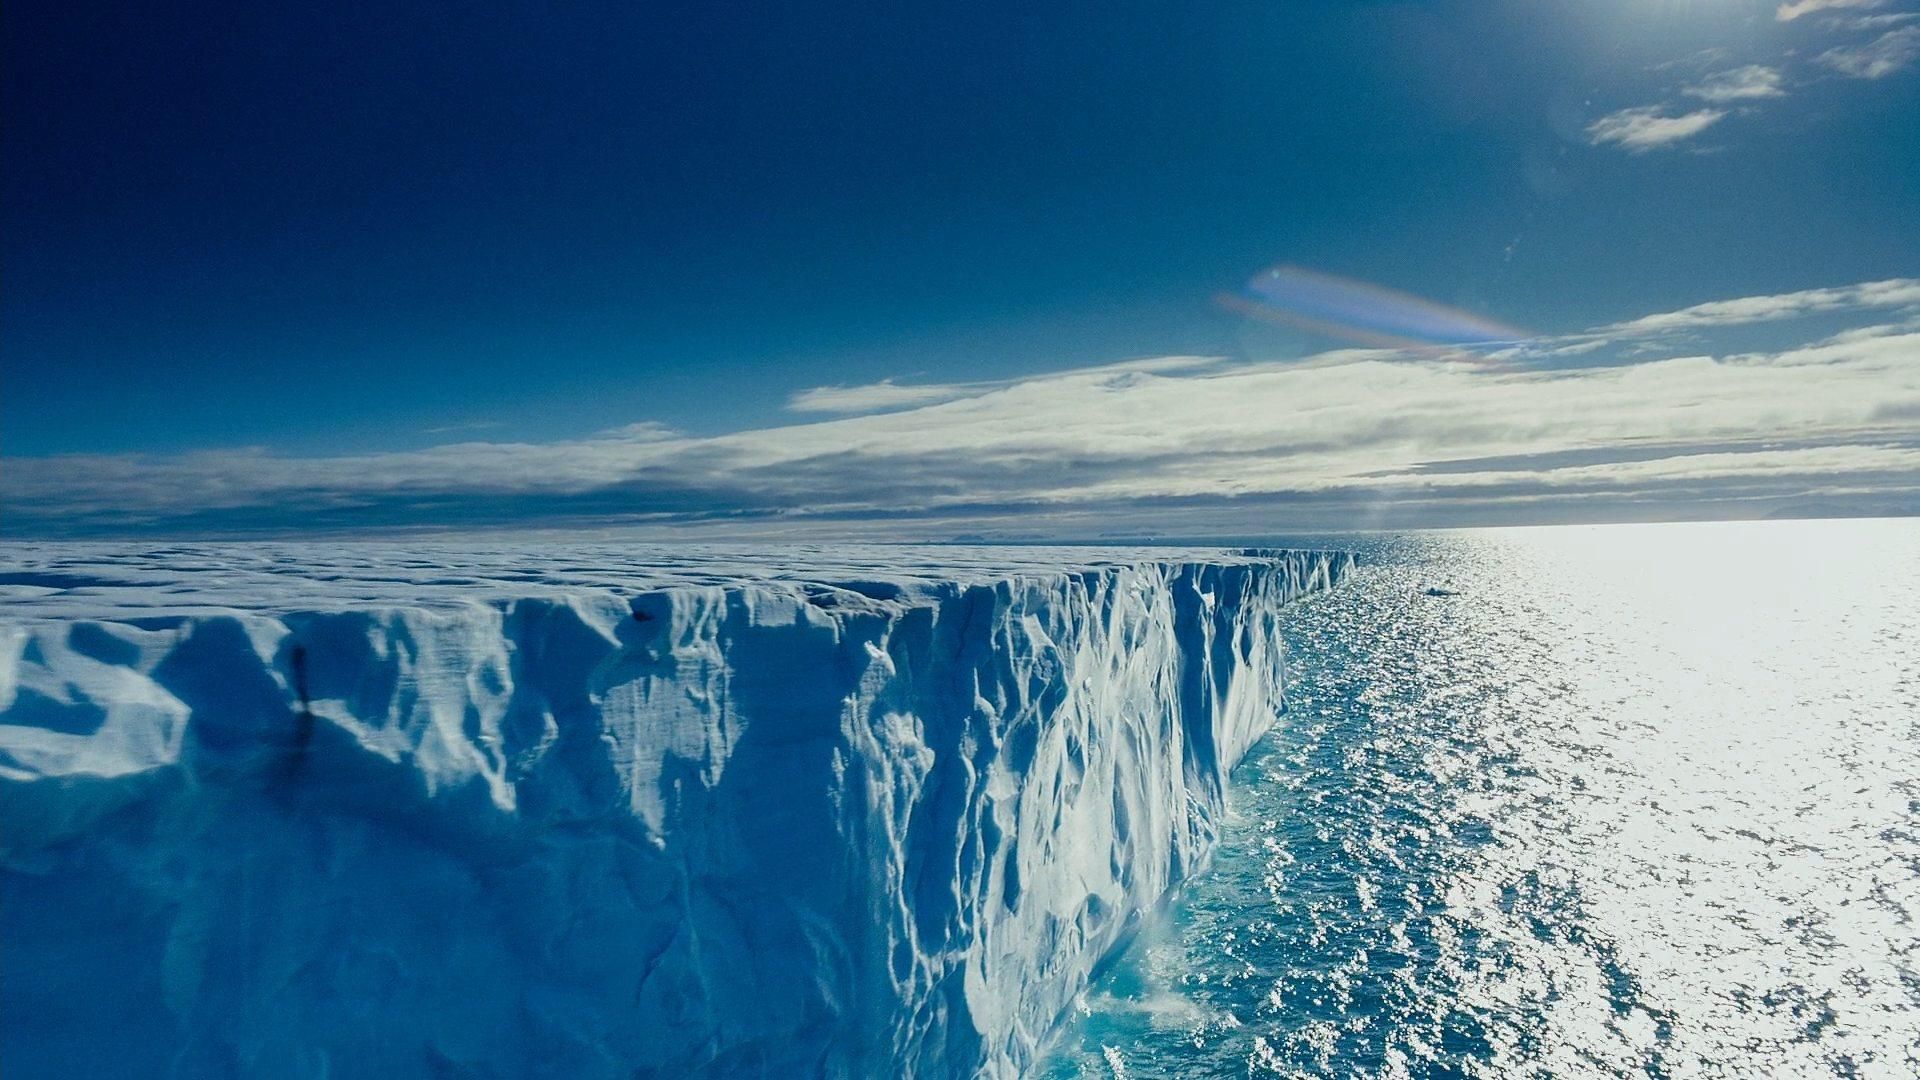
top-left (284, 644), bottom-right (316, 778)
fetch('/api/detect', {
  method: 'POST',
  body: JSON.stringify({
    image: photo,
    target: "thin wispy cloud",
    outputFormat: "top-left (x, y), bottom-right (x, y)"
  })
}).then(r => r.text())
top-left (1684, 65), bottom-right (1788, 103)
top-left (788, 379), bottom-right (977, 414)
top-left (1587, 106), bottom-right (1727, 151)
top-left (4, 280), bottom-right (1917, 537)
top-left (787, 357), bottom-right (1225, 416)
top-left (422, 420), bottom-right (507, 436)
top-left (1597, 278), bottom-right (1920, 334)
top-left (1818, 25), bottom-right (1920, 77)
top-left (1832, 12), bottom-right (1920, 29)
top-left (1594, 9), bottom-right (1915, 155)
top-left (1778, 0), bottom-right (1889, 22)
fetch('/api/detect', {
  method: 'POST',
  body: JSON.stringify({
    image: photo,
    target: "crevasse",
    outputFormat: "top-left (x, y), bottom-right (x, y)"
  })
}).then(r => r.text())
top-left (0, 546), bottom-right (1351, 1079)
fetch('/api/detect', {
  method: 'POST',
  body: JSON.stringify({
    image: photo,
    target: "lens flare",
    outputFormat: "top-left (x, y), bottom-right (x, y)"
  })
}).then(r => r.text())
top-left (1219, 265), bottom-right (1531, 356)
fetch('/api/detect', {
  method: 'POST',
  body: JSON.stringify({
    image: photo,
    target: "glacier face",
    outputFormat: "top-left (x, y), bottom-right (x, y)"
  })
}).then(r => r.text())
top-left (0, 544), bottom-right (1351, 1079)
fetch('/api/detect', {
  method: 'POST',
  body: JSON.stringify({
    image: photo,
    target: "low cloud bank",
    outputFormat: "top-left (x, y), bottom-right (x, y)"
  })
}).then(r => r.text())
top-left (5, 281), bottom-right (1918, 537)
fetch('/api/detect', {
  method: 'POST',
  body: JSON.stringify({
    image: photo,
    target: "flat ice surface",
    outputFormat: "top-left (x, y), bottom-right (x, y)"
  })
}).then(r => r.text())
top-left (0, 542), bottom-right (1351, 1079)
top-left (0, 541), bottom-right (1319, 619)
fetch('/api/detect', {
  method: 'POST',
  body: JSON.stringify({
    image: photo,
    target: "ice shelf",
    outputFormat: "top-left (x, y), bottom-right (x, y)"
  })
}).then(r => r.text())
top-left (0, 543), bottom-right (1351, 1079)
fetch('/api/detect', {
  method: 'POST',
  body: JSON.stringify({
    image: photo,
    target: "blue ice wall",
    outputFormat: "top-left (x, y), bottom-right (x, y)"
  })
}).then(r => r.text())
top-left (0, 547), bottom-right (1350, 1079)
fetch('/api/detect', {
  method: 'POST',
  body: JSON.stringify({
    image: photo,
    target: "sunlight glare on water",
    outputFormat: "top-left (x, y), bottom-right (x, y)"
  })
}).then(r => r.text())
top-left (1045, 519), bottom-right (1920, 1079)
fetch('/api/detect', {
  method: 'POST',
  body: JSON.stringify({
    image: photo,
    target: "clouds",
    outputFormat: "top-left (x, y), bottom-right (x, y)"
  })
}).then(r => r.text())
top-left (1586, 58), bottom-right (1781, 153)
top-left (1683, 65), bottom-right (1787, 103)
top-left (1835, 12), bottom-right (1920, 29)
top-left (787, 357), bottom-right (1226, 416)
top-left (787, 379), bottom-right (976, 414)
top-left (1597, 278), bottom-right (1920, 335)
top-left (1586, 106), bottom-right (1727, 151)
top-left (1818, 25), bottom-right (1920, 77)
top-left (1590, 7), bottom-right (1918, 155)
top-left (1777, 0), bottom-right (1888, 22)
top-left (5, 280), bottom-right (1918, 538)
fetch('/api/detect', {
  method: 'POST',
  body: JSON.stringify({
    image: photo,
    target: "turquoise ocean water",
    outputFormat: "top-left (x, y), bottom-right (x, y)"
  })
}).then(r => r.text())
top-left (1044, 519), bottom-right (1920, 1079)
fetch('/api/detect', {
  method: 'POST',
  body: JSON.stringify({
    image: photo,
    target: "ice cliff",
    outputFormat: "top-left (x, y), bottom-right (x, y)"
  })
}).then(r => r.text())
top-left (0, 543), bottom-right (1351, 1079)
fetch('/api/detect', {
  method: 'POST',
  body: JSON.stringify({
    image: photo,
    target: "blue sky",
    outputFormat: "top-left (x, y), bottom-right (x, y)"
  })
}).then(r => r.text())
top-left (4, 1), bottom-right (1918, 536)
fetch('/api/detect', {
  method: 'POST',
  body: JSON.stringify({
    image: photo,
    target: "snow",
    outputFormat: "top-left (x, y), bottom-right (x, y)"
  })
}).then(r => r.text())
top-left (0, 543), bottom-right (1351, 1079)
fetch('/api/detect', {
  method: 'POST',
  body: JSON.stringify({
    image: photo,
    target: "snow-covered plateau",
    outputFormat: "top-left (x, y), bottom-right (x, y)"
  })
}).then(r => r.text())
top-left (0, 543), bottom-right (1351, 1079)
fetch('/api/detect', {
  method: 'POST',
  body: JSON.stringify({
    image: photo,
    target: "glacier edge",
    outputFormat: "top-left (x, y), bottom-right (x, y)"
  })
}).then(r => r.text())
top-left (0, 546), bottom-right (1352, 1079)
